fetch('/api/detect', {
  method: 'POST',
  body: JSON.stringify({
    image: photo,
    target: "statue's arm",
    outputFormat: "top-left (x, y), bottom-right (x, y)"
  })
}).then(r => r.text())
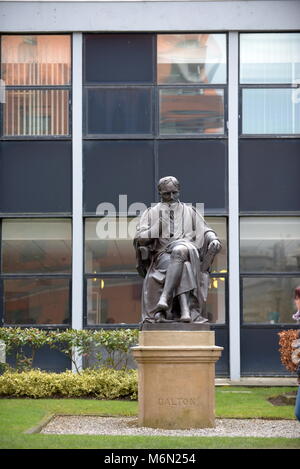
top-left (134, 207), bottom-right (160, 246)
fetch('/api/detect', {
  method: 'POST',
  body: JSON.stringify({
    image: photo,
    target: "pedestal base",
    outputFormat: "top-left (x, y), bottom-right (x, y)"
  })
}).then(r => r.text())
top-left (132, 330), bottom-right (223, 429)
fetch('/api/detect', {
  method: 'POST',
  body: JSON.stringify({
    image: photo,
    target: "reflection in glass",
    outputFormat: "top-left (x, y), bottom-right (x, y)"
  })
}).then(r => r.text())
top-left (206, 277), bottom-right (226, 324)
top-left (2, 219), bottom-right (72, 274)
top-left (243, 277), bottom-right (300, 324)
top-left (86, 277), bottom-right (142, 325)
top-left (157, 34), bottom-right (226, 84)
top-left (4, 278), bottom-right (70, 325)
top-left (206, 217), bottom-right (227, 273)
top-left (4, 89), bottom-right (70, 136)
top-left (159, 88), bottom-right (224, 135)
top-left (86, 88), bottom-right (152, 135)
top-left (240, 33), bottom-right (300, 84)
top-left (242, 88), bottom-right (300, 135)
top-left (240, 218), bottom-right (300, 273)
top-left (1, 35), bottom-right (71, 85)
top-left (85, 218), bottom-right (138, 273)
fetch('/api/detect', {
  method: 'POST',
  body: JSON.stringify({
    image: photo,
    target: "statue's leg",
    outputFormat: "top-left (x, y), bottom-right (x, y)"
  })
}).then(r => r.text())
top-left (178, 292), bottom-right (191, 322)
top-left (156, 245), bottom-right (188, 311)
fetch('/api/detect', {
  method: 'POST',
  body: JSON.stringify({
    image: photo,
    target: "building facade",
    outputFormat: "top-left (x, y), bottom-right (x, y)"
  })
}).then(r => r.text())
top-left (0, 0), bottom-right (300, 378)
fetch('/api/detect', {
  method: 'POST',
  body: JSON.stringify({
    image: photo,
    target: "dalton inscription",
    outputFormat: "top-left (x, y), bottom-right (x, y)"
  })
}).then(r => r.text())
top-left (158, 397), bottom-right (200, 407)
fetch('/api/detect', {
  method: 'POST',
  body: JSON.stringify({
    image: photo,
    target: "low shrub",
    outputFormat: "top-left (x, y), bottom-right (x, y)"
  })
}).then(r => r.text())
top-left (0, 328), bottom-right (139, 373)
top-left (0, 368), bottom-right (138, 400)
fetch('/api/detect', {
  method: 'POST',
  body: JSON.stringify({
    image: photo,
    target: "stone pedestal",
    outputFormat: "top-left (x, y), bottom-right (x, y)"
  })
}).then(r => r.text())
top-left (131, 327), bottom-right (223, 429)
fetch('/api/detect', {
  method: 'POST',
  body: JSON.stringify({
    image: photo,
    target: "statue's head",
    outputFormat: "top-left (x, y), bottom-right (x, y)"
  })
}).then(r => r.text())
top-left (158, 176), bottom-right (180, 204)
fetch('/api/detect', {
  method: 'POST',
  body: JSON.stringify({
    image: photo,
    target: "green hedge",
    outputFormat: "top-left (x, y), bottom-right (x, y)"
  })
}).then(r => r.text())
top-left (0, 368), bottom-right (138, 399)
top-left (0, 328), bottom-right (139, 373)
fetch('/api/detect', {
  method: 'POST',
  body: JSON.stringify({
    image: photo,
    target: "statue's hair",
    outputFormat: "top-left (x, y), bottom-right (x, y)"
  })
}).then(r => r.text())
top-left (157, 176), bottom-right (180, 192)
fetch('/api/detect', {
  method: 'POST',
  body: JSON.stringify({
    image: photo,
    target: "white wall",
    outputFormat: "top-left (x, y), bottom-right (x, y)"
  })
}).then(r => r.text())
top-left (1, 1), bottom-right (300, 32)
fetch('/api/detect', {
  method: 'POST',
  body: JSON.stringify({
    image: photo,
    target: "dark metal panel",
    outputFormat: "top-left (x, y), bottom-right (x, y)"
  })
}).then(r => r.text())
top-left (84, 34), bottom-right (155, 84)
top-left (157, 139), bottom-right (227, 210)
top-left (240, 326), bottom-right (299, 376)
top-left (0, 141), bottom-right (72, 213)
top-left (211, 326), bottom-right (229, 377)
top-left (85, 87), bottom-right (153, 136)
top-left (239, 139), bottom-right (300, 212)
top-left (6, 345), bottom-right (71, 373)
top-left (83, 140), bottom-right (155, 213)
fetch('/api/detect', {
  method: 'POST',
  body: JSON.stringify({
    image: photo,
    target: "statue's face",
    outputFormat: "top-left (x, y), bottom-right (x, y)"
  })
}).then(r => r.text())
top-left (160, 182), bottom-right (180, 204)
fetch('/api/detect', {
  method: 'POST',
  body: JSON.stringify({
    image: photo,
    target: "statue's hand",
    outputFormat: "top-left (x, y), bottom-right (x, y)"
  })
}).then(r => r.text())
top-left (208, 239), bottom-right (221, 253)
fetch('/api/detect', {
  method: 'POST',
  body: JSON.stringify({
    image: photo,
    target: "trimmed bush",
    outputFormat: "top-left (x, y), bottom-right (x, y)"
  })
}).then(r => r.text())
top-left (0, 368), bottom-right (138, 400)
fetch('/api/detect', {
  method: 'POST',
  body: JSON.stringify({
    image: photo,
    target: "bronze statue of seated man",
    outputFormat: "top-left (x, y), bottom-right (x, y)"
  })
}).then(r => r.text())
top-left (134, 176), bottom-right (221, 324)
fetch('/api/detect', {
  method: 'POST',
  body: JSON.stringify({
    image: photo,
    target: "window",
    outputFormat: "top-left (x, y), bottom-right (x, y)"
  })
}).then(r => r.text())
top-left (159, 88), bottom-right (224, 135)
top-left (157, 34), bottom-right (226, 85)
top-left (240, 33), bottom-right (300, 136)
top-left (86, 277), bottom-right (143, 325)
top-left (242, 277), bottom-right (300, 324)
top-left (240, 217), bottom-right (300, 324)
top-left (4, 278), bottom-right (70, 325)
top-left (158, 34), bottom-right (226, 136)
top-left (240, 217), bottom-right (300, 273)
top-left (85, 217), bottom-right (141, 325)
top-left (85, 217), bottom-right (137, 273)
top-left (2, 219), bottom-right (72, 273)
top-left (83, 33), bottom-right (227, 138)
top-left (1, 219), bottom-right (72, 326)
top-left (1, 35), bottom-right (71, 137)
top-left (85, 87), bottom-right (153, 136)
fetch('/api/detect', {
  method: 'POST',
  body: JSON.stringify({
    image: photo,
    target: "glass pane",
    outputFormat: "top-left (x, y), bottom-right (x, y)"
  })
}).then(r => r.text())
top-left (2, 219), bottom-right (72, 274)
top-left (243, 277), bottom-right (300, 324)
top-left (4, 278), bottom-right (70, 325)
top-left (3, 89), bottom-right (70, 136)
top-left (206, 276), bottom-right (226, 324)
top-left (1, 35), bottom-right (71, 85)
top-left (159, 88), bottom-right (224, 135)
top-left (206, 217), bottom-right (227, 273)
top-left (85, 218), bottom-right (138, 273)
top-left (157, 34), bottom-right (226, 84)
top-left (86, 277), bottom-right (142, 325)
top-left (240, 33), bottom-right (300, 84)
top-left (86, 88), bottom-right (152, 135)
top-left (242, 88), bottom-right (300, 135)
top-left (240, 217), bottom-right (300, 273)
top-left (84, 34), bottom-right (154, 84)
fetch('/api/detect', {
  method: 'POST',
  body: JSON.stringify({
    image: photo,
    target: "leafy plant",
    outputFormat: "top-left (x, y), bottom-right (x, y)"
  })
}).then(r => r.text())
top-left (278, 329), bottom-right (299, 373)
top-left (93, 329), bottom-right (139, 370)
top-left (0, 328), bottom-right (52, 372)
top-left (0, 327), bottom-right (139, 373)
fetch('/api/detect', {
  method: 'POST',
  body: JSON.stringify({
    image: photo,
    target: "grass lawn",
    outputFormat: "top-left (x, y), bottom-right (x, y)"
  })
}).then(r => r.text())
top-left (0, 387), bottom-right (299, 449)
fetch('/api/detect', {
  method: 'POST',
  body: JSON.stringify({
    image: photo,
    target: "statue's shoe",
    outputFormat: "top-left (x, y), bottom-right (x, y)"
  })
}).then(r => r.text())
top-left (179, 313), bottom-right (192, 323)
top-left (156, 296), bottom-right (169, 311)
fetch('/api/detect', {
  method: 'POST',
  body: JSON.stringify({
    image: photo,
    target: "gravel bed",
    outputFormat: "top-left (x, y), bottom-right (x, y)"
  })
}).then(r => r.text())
top-left (41, 415), bottom-right (300, 439)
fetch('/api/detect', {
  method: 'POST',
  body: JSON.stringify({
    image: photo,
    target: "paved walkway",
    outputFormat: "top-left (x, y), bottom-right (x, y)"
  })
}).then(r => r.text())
top-left (215, 377), bottom-right (298, 386)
